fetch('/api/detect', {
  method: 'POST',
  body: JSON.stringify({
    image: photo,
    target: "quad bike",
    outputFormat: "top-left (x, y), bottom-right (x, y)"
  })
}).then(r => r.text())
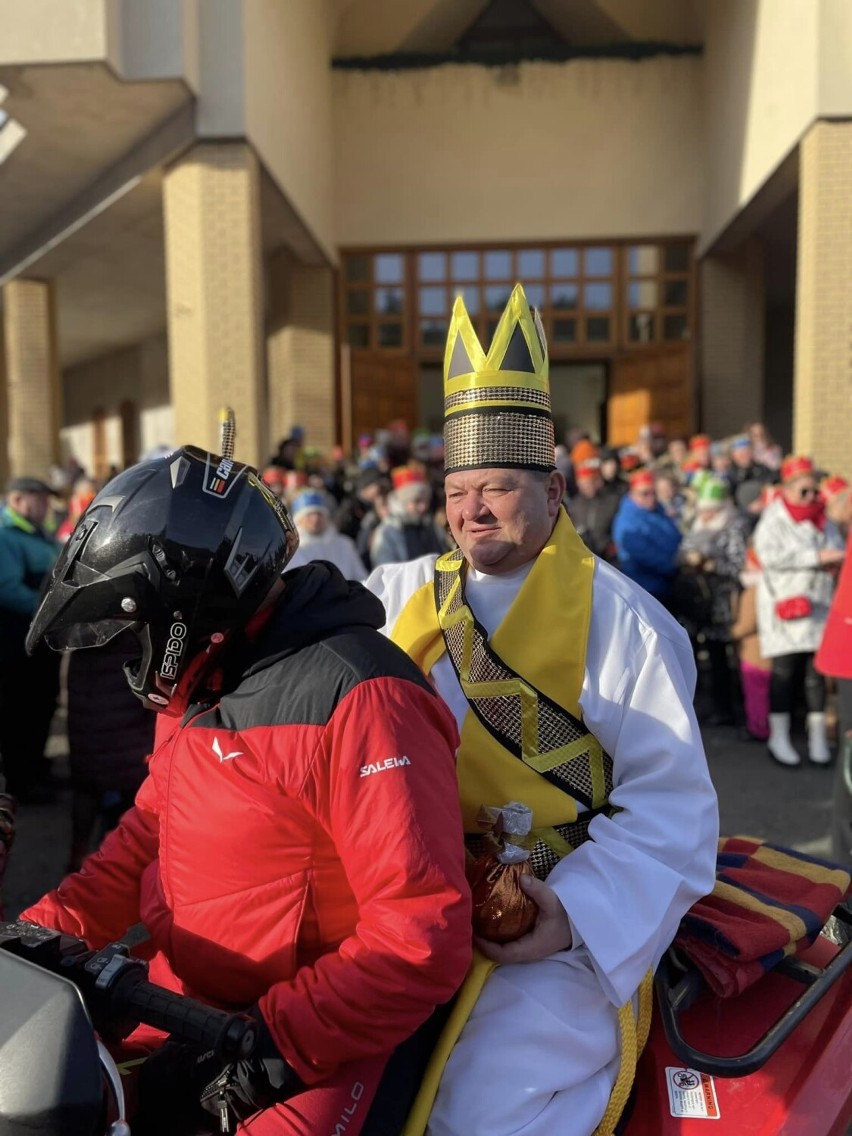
top-left (0, 901), bottom-right (850, 1136)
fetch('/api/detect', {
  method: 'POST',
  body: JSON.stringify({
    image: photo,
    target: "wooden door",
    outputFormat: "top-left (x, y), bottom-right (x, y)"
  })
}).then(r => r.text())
top-left (346, 352), bottom-right (419, 444)
top-left (608, 345), bottom-right (693, 447)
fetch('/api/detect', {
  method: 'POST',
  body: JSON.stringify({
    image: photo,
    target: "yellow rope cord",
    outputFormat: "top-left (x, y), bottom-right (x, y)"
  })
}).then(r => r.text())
top-left (592, 968), bottom-right (655, 1135)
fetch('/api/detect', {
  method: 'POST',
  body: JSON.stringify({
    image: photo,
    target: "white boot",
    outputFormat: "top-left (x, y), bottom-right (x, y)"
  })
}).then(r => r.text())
top-left (767, 713), bottom-right (802, 766)
top-left (806, 712), bottom-right (831, 764)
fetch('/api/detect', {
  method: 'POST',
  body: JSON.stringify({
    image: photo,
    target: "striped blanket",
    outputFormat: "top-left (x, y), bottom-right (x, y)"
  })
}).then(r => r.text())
top-left (673, 835), bottom-right (851, 997)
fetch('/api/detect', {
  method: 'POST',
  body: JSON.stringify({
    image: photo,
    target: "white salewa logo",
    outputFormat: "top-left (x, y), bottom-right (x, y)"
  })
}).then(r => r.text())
top-left (212, 737), bottom-right (243, 763)
top-left (359, 756), bottom-right (411, 778)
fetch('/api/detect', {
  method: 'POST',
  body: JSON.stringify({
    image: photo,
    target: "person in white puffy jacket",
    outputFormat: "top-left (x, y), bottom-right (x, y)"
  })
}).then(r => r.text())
top-left (286, 488), bottom-right (368, 581)
top-left (753, 455), bottom-right (845, 766)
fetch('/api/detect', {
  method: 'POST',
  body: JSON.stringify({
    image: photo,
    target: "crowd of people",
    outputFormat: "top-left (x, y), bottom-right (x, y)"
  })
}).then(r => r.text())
top-left (0, 282), bottom-right (848, 1134)
top-left (250, 414), bottom-right (851, 770)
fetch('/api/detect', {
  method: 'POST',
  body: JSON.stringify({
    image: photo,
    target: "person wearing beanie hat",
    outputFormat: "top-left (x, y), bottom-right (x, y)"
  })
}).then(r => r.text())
top-left (365, 284), bottom-right (717, 1136)
top-left (728, 433), bottom-right (775, 490)
top-left (0, 474), bottom-right (63, 802)
top-left (286, 489), bottom-right (368, 581)
top-left (752, 455), bottom-right (846, 766)
top-left (675, 476), bottom-right (749, 727)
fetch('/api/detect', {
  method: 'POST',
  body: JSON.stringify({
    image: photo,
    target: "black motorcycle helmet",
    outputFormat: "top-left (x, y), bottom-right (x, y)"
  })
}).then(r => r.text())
top-left (26, 445), bottom-right (299, 715)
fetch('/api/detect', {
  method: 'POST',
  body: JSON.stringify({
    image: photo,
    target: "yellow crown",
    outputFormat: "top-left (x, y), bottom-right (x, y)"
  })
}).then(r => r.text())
top-left (443, 283), bottom-right (554, 473)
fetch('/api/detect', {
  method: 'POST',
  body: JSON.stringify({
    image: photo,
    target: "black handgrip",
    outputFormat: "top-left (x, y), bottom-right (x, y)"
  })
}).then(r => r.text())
top-left (115, 972), bottom-right (257, 1063)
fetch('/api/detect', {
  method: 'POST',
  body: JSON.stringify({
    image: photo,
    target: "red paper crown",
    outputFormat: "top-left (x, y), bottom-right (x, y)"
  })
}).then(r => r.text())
top-left (820, 474), bottom-right (849, 501)
top-left (575, 459), bottom-right (601, 480)
top-left (285, 470), bottom-right (308, 490)
top-left (629, 469), bottom-right (655, 490)
top-left (780, 454), bottom-right (814, 483)
top-left (391, 464), bottom-right (427, 491)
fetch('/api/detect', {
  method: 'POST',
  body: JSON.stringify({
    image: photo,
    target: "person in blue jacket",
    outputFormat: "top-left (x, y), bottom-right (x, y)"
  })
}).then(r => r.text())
top-left (0, 476), bottom-right (62, 802)
top-left (612, 469), bottom-right (682, 605)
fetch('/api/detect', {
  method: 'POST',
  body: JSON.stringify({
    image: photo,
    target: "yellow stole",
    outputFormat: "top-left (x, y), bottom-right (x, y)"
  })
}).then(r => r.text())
top-left (391, 509), bottom-right (598, 1135)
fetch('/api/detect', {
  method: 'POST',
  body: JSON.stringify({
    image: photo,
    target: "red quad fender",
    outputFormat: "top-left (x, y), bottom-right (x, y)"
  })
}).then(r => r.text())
top-left (624, 921), bottom-right (852, 1136)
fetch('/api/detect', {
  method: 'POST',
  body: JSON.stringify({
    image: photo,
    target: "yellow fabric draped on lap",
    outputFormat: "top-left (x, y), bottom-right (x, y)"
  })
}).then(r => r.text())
top-left (391, 509), bottom-right (597, 1136)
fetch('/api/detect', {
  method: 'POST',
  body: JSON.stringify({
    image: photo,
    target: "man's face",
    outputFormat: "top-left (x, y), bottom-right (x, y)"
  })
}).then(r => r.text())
top-left (404, 490), bottom-right (432, 518)
top-left (576, 474), bottom-right (602, 499)
top-left (668, 440), bottom-right (687, 464)
top-left (9, 490), bottom-right (49, 524)
top-left (299, 509), bottom-right (328, 536)
top-left (731, 444), bottom-right (753, 468)
top-left (783, 475), bottom-right (819, 508)
top-left (630, 484), bottom-right (657, 511)
top-left (444, 467), bottom-right (565, 575)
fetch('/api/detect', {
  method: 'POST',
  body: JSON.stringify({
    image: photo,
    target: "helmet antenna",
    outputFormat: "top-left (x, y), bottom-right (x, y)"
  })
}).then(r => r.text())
top-left (219, 406), bottom-right (236, 460)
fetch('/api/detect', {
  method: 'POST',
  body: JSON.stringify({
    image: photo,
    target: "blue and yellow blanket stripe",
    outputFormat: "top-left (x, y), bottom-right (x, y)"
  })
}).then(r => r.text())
top-left (674, 835), bottom-right (851, 997)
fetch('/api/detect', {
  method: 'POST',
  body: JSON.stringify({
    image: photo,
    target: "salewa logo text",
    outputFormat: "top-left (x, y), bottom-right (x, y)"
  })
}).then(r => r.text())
top-left (359, 756), bottom-right (411, 778)
top-left (212, 737), bottom-right (244, 763)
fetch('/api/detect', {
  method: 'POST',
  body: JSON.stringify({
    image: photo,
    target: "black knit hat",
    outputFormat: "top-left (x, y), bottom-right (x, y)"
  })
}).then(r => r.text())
top-left (6, 476), bottom-right (52, 495)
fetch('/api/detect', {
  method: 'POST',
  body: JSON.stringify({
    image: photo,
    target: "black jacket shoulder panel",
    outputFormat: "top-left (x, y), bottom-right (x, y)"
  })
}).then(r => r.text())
top-left (197, 624), bottom-right (436, 732)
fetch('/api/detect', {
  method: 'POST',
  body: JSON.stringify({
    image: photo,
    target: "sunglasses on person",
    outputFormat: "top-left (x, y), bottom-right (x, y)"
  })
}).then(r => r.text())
top-left (793, 485), bottom-right (818, 501)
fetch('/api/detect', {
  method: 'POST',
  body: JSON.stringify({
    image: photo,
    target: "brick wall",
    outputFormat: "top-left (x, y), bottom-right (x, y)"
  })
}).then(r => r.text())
top-left (163, 142), bottom-right (266, 463)
top-left (2, 278), bottom-right (61, 480)
top-left (794, 121), bottom-right (852, 477)
top-left (266, 249), bottom-right (335, 458)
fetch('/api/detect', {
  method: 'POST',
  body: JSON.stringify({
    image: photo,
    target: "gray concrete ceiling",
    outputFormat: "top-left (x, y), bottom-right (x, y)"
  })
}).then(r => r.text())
top-left (0, 3), bottom-right (707, 372)
top-left (0, 60), bottom-right (329, 370)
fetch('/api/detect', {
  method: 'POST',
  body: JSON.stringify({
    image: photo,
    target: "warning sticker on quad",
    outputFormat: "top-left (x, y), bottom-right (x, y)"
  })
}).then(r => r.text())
top-left (665, 1066), bottom-right (720, 1119)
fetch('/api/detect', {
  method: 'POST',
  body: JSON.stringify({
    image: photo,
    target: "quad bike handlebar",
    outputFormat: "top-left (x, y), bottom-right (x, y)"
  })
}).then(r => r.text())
top-left (654, 902), bottom-right (852, 1077)
top-left (0, 920), bottom-right (257, 1063)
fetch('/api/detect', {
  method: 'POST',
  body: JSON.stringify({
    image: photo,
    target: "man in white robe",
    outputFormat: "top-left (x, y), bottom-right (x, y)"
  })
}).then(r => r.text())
top-left (364, 285), bottom-right (719, 1136)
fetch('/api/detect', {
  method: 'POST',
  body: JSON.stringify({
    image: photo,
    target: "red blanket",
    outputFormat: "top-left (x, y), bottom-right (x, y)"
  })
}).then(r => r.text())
top-left (673, 835), bottom-right (851, 997)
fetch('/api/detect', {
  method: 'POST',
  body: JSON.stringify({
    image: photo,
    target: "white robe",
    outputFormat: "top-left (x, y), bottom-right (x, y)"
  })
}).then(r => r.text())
top-left (365, 554), bottom-right (719, 1136)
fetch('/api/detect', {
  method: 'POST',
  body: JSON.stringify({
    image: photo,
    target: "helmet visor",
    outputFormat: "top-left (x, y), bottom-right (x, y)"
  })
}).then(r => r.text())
top-left (42, 618), bottom-right (141, 652)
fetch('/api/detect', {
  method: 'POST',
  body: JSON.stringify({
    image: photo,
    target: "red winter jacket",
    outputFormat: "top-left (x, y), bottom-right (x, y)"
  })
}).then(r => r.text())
top-left (815, 528), bottom-right (852, 679)
top-left (23, 564), bottom-right (472, 1084)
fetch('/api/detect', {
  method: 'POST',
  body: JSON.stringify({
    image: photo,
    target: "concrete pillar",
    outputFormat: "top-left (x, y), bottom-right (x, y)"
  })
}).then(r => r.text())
top-left (699, 238), bottom-right (765, 438)
top-left (794, 121), bottom-right (852, 477)
top-left (162, 142), bottom-right (266, 463)
top-left (266, 248), bottom-right (336, 458)
top-left (2, 278), bottom-right (62, 481)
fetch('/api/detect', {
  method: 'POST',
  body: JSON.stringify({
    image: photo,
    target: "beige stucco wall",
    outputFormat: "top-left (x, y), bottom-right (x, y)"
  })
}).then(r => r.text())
top-left (244, 0), bottom-right (336, 263)
top-left (0, 0), bottom-right (107, 65)
top-left (333, 56), bottom-right (703, 246)
top-left (701, 0), bottom-right (852, 252)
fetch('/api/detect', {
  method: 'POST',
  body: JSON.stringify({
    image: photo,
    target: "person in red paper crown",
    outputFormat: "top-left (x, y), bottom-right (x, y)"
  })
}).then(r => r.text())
top-left (365, 284), bottom-right (718, 1136)
top-left (370, 463), bottom-right (450, 567)
top-left (611, 468), bottom-right (682, 606)
top-left (753, 454), bottom-right (846, 767)
top-left (16, 443), bottom-right (471, 1135)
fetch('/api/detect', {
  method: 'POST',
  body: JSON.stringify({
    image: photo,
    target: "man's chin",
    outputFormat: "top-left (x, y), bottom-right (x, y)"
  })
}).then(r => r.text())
top-left (464, 540), bottom-right (513, 573)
